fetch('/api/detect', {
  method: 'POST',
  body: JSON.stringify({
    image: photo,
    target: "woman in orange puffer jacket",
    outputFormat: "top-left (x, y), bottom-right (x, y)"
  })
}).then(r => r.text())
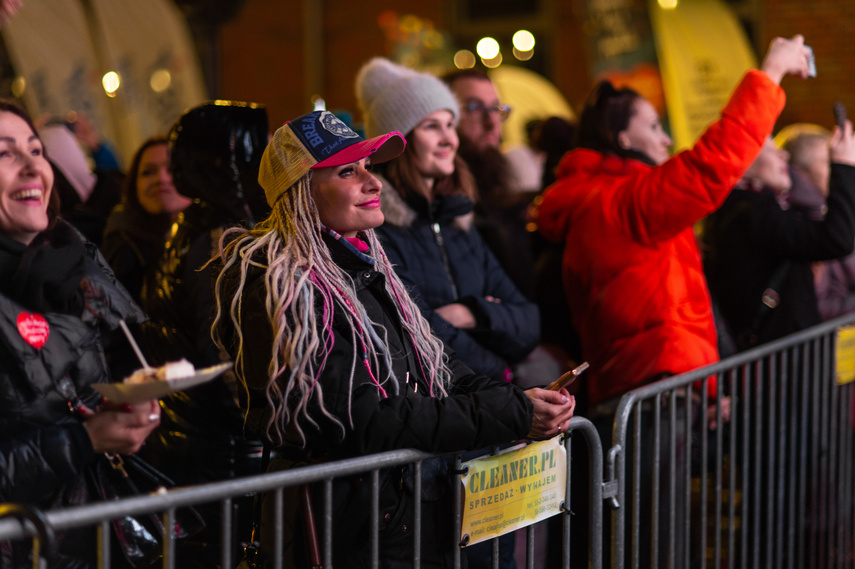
top-left (534, 35), bottom-right (812, 408)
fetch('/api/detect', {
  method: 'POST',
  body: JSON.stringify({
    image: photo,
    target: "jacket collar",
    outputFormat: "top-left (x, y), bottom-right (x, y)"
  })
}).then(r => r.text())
top-left (377, 174), bottom-right (475, 231)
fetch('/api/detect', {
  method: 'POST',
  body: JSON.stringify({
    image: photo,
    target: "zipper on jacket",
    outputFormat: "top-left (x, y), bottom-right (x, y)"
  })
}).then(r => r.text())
top-left (431, 222), bottom-right (459, 299)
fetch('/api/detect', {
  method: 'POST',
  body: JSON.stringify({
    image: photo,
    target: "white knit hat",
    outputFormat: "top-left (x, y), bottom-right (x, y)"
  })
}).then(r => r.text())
top-left (355, 57), bottom-right (459, 139)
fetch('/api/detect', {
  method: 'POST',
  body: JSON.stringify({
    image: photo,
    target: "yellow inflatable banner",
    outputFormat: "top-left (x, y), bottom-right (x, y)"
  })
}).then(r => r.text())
top-left (835, 325), bottom-right (855, 385)
top-left (648, 0), bottom-right (757, 150)
top-left (460, 436), bottom-right (567, 546)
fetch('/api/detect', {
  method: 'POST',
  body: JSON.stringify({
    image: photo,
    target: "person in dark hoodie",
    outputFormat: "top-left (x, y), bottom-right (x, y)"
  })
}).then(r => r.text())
top-left (137, 101), bottom-right (270, 566)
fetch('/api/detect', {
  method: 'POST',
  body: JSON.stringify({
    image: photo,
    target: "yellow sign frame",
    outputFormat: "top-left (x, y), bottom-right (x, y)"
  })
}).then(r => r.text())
top-left (459, 436), bottom-right (567, 546)
top-left (835, 325), bottom-right (855, 385)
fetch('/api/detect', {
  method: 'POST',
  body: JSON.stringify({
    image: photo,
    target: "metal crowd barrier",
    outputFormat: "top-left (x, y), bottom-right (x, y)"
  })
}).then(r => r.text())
top-left (0, 418), bottom-right (605, 569)
top-left (8, 314), bottom-right (851, 569)
top-left (607, 312), bottom-right (855, 569)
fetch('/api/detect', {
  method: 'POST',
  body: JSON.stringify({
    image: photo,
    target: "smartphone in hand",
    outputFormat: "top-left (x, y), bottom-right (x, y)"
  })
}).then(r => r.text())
top-left (834, 101), bottom-right (847, 130)
top-left (546, 362), bottom-right (589, 391)
top-left (806, 46), bottom-right (817, 78)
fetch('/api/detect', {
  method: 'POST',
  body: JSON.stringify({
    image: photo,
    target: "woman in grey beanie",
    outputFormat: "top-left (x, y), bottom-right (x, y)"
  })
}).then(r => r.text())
top-left (355, 56), bottom-right (539, 390)
top-left (356, 57), bottom-right (541, 569)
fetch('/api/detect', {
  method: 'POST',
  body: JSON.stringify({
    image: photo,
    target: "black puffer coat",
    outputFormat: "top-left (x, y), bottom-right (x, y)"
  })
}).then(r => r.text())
top-left (137, 102), bottom-right (269, 485)
top-left (0, 220), bottom-right (145, 566)
top-left (215, 233), bottom-right (534, 568)
top-left (375, 181), bottom-right (539, 383)
top-left (135, 104), bottom-right (270, 566)
top-left (703, 164), bottom-right (855, 350)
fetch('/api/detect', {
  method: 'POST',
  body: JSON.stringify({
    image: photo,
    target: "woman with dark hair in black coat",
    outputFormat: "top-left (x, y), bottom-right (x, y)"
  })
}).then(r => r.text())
top-left (0, 101), bottom-right (160, 568)
top-left (101, 136), bottom-right (191, 304)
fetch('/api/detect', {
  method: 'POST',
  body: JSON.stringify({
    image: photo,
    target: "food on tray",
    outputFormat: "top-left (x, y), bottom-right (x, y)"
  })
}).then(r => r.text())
top-left (125, 359), bottom-right (196, 384)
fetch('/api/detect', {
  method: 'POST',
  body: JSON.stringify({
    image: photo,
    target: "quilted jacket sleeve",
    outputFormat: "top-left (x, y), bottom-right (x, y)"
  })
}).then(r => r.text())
top-left (611, 70), bottom-right (786, 246)
top-left (0, 421), bottom-right (95, 504)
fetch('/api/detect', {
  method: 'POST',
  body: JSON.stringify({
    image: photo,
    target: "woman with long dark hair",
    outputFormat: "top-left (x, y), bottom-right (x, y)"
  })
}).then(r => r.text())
top-left (101, 136), bottom-right (191, 303)
top-left (0, 100), bottom-right (159, 567)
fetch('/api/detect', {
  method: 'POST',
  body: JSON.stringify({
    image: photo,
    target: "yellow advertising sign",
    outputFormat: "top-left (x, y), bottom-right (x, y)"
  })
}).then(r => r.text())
top-left (460, 436), bottom-right (567, 546)
top-left (648, 0), bottom-right (757, 151)
top-left (835, 325), bottom-right (855, 385)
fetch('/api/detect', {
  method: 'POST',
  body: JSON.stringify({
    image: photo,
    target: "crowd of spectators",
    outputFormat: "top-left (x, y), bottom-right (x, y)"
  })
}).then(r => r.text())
top-left (0, 28), bottom-right (847, 569)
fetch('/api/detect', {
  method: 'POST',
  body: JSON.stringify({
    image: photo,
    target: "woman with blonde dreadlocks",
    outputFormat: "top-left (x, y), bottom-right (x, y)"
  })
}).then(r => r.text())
top-left (212, 110), bottom-right (575, 568)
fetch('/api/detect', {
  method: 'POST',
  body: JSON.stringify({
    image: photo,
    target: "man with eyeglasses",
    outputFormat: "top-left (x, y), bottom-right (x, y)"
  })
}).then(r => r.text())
top-left (440, 68), bottom-right (543, 569)
top-left (441, 69), bottom-right (535, 299)
top-left (443, 69), bottom-right (511, 154)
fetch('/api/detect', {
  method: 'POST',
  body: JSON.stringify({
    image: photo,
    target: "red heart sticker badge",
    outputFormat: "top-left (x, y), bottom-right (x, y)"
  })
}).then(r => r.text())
top-left (17, 312), bottom-right (50, 349)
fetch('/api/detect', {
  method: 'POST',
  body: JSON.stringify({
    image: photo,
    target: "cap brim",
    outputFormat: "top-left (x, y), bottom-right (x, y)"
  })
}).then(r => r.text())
top-left (312, 131), bottom-right (406, 169)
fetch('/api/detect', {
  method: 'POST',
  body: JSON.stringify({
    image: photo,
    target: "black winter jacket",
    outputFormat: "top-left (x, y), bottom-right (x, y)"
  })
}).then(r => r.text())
top-left (217, 233), bottom-right (534, 458)
top-left (375, 180), bottom-right (539, 383)
top-left (0, 220), bottom-right (145, 566)
top-left (216, 233), bottom-right (534, 568)
top-left (703, 163), bottom-right (855, 350)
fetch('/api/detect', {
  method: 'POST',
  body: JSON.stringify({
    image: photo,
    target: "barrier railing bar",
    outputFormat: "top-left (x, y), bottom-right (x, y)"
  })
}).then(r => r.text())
top-left (727, 368), bottom-right (737, 569)
top-left (220, 496), bottom-right (233, 569)
top-left (784, 347), bottom-right (798, 569)
top-left (765, 354), bottom-right (776, 569)
top-left (667, 389), bottom-right (676, 569)
top-left (821, 334), bottom-right (832, 569)
top-left (795, 340), bottom-right (809, 569)
top-left (740, 361), bottom-right (750, 569)
top-left (98, 519), bottom-right (109, 569)
top-left (413, 459), bottom-right (422, 569)
top-left (632, 402), bottom-right (640, 569)
top-left (271, 486), bottom-right (282, 569)
top-left (684, 383), bottom-right (694, 569)
top-left (714, 374), bottom-right (724, 569)
top-left (370, 469), bottom-right (379, 569)
top-left (453, 453), bottom-right (463, 569)
top-left (829, 342), bottom-right (841, 569)
top-left (567, 417), bottom-right (604, 569)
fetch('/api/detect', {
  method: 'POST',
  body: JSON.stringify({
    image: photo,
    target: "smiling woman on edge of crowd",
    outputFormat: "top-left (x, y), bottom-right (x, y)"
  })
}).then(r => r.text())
top-left (212, 110), bottom-right (575, 568)
top-left (0, 100), bottom-right (160, 568)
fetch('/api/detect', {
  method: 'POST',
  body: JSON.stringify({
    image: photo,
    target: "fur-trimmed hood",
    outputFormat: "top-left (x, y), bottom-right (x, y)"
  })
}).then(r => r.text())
top-left (377, 174), bottom-right (475, 232)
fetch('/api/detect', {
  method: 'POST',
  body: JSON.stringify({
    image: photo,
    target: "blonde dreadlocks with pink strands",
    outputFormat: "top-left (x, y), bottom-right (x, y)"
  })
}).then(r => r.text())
top-left (211, 109), bottom-right (575, 569)
top-left (214, 169), bottom-right (453, 446)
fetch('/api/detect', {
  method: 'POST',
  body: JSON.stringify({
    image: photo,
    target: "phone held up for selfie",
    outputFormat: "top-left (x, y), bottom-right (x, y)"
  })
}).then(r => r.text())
top-left (834, 101), bottom-right (847, 130)
top-left (805, 45), bottom-right (817, 78)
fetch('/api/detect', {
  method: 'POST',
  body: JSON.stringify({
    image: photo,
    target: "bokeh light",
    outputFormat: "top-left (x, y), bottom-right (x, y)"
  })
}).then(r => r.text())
top-left (658, 0), bottom-right (678, 8)
top-left (512, 30), bottom-right (535, 52)
top-left (10, 76), bottom-right (25, 98)
top-left (102, 71), bottom-right (120, 97)
top-left (454, 49), bottom-right (476, 69)
top-left (476, 37), bottom-right (500, 60)
top-left (150, 69), bottom-right (172, 93)
top-left (513, 47), bottom-right (534, 61)
top-left (481, 52), bottom-right (503, 69)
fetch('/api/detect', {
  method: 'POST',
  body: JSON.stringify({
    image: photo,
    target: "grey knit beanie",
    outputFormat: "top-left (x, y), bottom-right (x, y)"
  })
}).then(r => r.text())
top-left (355, 57), bottom-right (459, 139)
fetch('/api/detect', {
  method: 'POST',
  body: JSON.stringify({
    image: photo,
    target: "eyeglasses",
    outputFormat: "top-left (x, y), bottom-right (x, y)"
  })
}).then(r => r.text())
top-left (462, 100), bottom-right (512, 122)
